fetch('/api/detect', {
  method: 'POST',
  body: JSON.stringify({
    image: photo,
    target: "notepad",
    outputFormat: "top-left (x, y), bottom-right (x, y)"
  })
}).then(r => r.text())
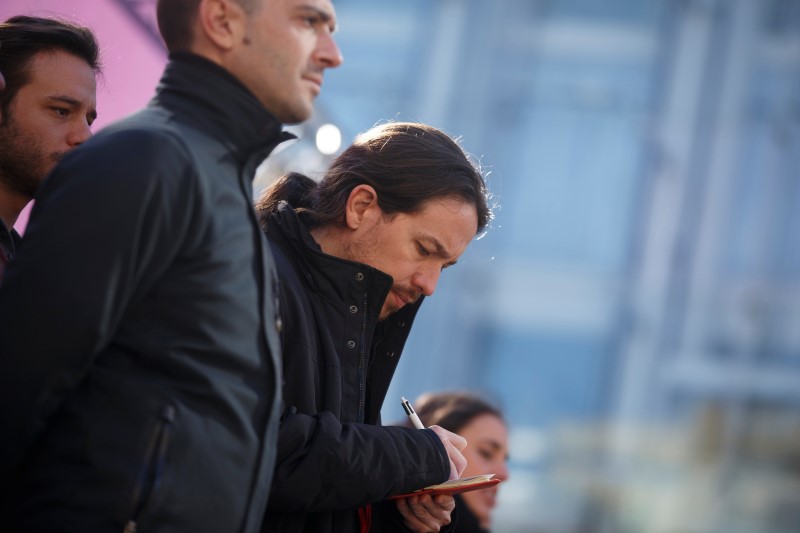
top-left (387, 474), bottom-right (499, 500)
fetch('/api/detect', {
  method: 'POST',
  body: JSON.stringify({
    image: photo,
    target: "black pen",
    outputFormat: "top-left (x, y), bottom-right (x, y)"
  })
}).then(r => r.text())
top-left (401, 396), bottom-right (425, 429)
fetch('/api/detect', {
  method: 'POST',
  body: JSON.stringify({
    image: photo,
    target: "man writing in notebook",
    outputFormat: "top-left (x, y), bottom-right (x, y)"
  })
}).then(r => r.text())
top-left (256, 122), bottom-right (492, 532)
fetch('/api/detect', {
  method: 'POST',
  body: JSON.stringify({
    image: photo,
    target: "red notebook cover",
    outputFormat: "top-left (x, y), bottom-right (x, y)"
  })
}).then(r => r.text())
top-left (387, 474), bottom-right (499, 500)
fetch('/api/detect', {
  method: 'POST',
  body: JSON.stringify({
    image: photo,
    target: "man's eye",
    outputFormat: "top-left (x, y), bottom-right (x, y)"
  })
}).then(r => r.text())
top-left (52, 107), bottom-right (69, 117)
top-left (417, 244), bottom-right (430, 256)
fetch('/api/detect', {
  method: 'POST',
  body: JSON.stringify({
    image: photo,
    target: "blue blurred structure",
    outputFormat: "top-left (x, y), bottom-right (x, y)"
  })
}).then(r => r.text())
top-left (286, 1), bottom-right (800, 531)
top-left (114, 0), bottom-right (800, 530)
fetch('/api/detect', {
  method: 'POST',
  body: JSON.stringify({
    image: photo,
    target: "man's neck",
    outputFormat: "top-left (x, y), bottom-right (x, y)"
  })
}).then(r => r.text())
top-left (0, 184), bottom-right (30, 229)
top-left (309, 226), bottom-right (341, 258)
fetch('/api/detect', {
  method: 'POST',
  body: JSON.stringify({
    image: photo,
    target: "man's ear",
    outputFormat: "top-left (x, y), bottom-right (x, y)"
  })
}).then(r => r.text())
top-left (344, 185), bottom-right (380, 229)
top-left (196, 0), bottom-right (246, 51)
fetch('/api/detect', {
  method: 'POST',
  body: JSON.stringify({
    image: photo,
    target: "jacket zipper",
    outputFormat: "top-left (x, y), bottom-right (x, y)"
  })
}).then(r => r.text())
top-left (357, 292), bottom-right (369, 422)
top-left (124, 405), bottom-right (175, 533)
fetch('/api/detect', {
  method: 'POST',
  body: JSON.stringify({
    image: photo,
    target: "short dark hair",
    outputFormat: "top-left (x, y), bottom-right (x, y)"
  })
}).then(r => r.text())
top-left (412, 391), bottom-right (505, 433)
top-left (256, 122), bottom-right (493, 234)
top-left (156, 0), bottom-right (201, 53)
top-left (157, 0), bottom-right (260, 53)
top-left (0, 15), bottom-right (101, 119)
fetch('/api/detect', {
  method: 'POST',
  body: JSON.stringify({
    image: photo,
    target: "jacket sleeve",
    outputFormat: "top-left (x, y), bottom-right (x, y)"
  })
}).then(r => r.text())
top-left (269, 409), bottom-right (451, 512)
top-left (0, 127), bottom-right (196, 480)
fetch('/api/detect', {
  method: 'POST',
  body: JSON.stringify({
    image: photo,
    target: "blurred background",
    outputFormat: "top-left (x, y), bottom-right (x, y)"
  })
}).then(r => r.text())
top-left (4, 1), bottom-right (800, 531)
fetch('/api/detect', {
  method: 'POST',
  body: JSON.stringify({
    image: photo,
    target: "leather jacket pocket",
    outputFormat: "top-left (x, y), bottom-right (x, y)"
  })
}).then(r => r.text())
top-left (123, 405), bottom-right (175, 533)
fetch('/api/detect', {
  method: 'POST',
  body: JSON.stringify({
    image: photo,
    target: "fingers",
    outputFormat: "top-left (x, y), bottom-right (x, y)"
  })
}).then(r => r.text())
top-left (449, 443), bottom-right (467, 479)
top-left (428, 425), bottom-right (467, 450)
top-left (395, 494), bottom-right (455, 532)
top-left (428, 425), bottom-right (467, 479)
top-left (395, 497), bottom-right (434, 532)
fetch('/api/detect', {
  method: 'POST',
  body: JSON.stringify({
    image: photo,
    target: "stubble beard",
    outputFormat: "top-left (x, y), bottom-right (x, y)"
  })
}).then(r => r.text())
top-left (345, 236), bottom-right (420, 321)
top-left (0, 113), bottom-right (59, 199)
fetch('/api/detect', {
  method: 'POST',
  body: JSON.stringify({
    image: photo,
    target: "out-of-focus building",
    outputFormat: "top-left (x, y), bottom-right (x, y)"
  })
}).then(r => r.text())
top-left (311, 2), bottom-right (800, 532)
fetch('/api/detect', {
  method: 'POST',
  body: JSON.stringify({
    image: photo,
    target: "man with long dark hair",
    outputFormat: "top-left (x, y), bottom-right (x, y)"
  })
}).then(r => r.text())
top-left (256, 122), bottom-right (492, 532)
top-left (0, 1), bottom-right (342, 531)
top-left (0, 15), bottom-right (100, 282)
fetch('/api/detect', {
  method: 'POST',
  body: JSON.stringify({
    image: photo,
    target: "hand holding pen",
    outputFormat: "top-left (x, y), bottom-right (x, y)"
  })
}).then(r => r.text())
top-left (402, 396), bottom-right (467, 480)
top-left (397, 396), bottom-right (468, 532)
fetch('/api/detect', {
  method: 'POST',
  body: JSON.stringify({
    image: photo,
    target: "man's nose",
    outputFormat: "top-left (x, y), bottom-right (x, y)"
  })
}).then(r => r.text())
top-left (412, 266), bottom-right (441, 297)
top-left (67, 119), bottom-right (93, 146)
top-left (315, 31), bottom-right (343, 69)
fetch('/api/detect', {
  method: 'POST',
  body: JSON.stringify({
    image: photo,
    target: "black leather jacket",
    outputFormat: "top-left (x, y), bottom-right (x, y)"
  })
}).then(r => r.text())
top-left (262, 203), bottom-right (451, 532)
top-left (0, 53), bottom-right (288, 533)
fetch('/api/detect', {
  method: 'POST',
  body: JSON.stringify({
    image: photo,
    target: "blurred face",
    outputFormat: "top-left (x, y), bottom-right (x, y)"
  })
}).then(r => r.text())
top-left (0, 50), bottom-right (96, 198)
top-left (459, 414), bottom-right (510, 529)
top-left (232, 0), bottom-right (342, 123)
top-left (344, 197), bottom-right (478, 321)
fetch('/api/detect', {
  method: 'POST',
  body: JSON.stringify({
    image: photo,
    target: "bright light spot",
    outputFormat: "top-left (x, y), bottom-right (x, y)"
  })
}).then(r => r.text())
top-left (316, 124), bottom-right (341, 155)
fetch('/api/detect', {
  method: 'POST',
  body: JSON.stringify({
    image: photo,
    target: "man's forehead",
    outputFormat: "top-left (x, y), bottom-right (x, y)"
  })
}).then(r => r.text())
top-left (291, 0), bottom-right (338, 22)
top-left (25, 50), bottom-right (97, 97)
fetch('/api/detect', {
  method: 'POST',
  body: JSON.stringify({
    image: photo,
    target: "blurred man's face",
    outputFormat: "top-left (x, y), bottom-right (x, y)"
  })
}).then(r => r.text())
top-left (343, 196), bottom-right (478, 321)
top-left (230, 0), bottom-right (343, 124)
top-left (0, 50), bottom-right (97, 198)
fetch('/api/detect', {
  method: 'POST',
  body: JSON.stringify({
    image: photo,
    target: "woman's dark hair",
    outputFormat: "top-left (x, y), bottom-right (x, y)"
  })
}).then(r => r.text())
top-left (412, 391), bottom-right (505, 433)
top-left (256, 122), bottom-right (492, 234)
top-left (0, 15), bottom-right (101, 120)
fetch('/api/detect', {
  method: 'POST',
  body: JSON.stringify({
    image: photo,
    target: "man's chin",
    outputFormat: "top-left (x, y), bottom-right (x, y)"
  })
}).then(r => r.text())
top-left (378, 304), bottom-right (400, 322)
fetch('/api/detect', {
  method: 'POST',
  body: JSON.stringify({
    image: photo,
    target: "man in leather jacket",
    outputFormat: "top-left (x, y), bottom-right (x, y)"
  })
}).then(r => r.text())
top-left (256, 122), bottom-right (493, 532)
top-left (0, 1), bottom-right (341, 531)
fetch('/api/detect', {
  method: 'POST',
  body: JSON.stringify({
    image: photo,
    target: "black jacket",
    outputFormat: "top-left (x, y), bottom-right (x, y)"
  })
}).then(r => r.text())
top-left (0, 53), bottom-right (288, 533)
top-left (262, 204), bottom-right (451, 532)
top-left (0, 217), bottom-right (20, 285)
top-left (452, 496), bottom-right (488, 533)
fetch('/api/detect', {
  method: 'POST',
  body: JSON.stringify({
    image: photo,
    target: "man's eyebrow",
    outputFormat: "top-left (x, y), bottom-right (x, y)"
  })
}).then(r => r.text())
top-left (420, 235), bottom-right (458, 266)
top-left (298, 5), bottom-right (338, 32)
top-left (47, 95), bottom-right (81, 107)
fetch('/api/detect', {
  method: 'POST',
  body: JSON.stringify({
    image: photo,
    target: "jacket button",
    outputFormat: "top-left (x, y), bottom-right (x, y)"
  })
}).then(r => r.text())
top-left (347, 340), bottom-right (356, 349)
top-left (349, 305), bottom-right (358, 314)
top-left (398, 321), bottom-right (406, 327)
top-left (355, 272), bottom-right (364, 281)
top-left (386, 351), bottom-right (395, 358)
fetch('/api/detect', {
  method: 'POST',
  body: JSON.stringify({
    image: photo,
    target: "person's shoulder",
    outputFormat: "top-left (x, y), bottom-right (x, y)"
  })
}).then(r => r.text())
top-left (89, 109), bottom-right (191, 163)
top-left (44, 113), bottom-right (198, 204)
top-left (268, 237), bottom-right (304, 287)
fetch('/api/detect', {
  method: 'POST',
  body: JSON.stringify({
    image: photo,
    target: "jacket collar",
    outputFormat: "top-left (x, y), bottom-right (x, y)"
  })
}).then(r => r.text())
top-left (0, 216), bottom-right (20, 262)
top-left (151, 52), bottom-right (295, 167)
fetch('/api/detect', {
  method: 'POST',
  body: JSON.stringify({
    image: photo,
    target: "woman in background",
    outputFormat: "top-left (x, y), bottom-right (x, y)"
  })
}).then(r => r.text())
top-left (412, 392), bottom-right (510, 532)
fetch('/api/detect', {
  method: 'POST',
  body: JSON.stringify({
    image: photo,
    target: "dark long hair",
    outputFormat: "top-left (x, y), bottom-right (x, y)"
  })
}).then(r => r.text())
top-left (412, 391), bottom-right (505, 433)
top-left (256, 122), bottom-right (492, 234)
top-left (0, 15), bottom-right (101, 120)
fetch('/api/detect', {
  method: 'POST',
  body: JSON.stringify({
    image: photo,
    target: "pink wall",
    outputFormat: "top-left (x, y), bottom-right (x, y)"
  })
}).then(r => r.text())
top-left (1, 0), bottom-right (167, 232)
